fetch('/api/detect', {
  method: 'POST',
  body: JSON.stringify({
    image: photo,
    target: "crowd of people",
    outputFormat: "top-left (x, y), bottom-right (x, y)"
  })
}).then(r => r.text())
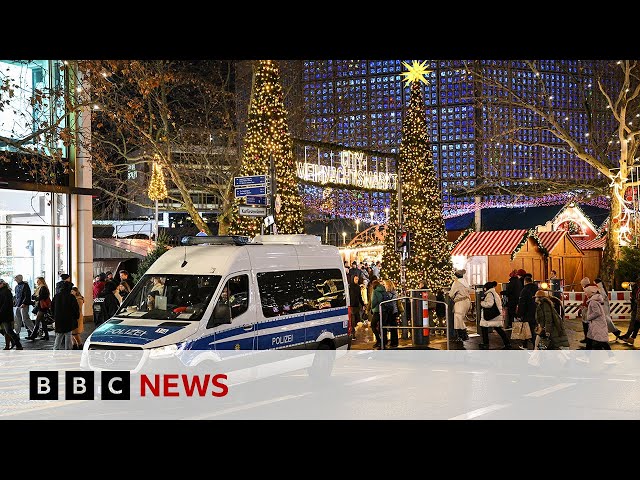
top-left (0, 269), bottom-right (134, 351)
top-left (344, 259), bottom-right (633, 354)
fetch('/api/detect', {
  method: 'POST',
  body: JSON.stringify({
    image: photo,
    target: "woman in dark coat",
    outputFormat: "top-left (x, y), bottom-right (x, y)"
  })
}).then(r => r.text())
top-left (500, 269), bottom-right (522, 329)
top-left (0, 279), bottom-right (22, 350)
top-left (29, 276), bottom-right (51, 341)
top-left (348, 274), bottom-right (365, 340)
top-left (50, 281), bottom-right (79, 350)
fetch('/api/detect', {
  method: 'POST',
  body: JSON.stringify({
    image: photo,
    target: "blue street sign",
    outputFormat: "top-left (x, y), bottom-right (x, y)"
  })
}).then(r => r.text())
top-left (235, 186), bottom-right (267, 197)
top-left (246, 195), bottom-right (268, 205)
top-left (234, 175), bottom-right (267, 187)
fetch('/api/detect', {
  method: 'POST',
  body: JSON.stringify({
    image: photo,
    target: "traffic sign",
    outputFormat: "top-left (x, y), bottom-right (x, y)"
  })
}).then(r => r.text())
top-left (234, 175), bottom-right (267, 187)
top-left (235, 186), bottom-right (267, 197)
top-left (239, 206), bottom-right (267, 217)
top-left (246, 195), bottom-right (268, 206)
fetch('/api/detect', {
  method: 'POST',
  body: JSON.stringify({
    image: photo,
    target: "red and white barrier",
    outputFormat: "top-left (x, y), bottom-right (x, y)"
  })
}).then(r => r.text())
top-left (562, 290), bottom-right (631, 320)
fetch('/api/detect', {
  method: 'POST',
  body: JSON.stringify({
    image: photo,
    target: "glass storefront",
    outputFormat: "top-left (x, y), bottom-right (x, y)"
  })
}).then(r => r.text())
top-left (0, 189), bottom-right (69, 292)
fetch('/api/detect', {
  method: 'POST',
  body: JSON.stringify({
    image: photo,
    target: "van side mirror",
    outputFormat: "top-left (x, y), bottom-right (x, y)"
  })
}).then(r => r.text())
top-left (207, 303), bottom-right (232, 328)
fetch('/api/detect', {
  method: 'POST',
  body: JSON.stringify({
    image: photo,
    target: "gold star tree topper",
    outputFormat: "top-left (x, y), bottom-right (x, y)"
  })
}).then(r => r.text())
top-left (401, 60), bottom-right (432, 85)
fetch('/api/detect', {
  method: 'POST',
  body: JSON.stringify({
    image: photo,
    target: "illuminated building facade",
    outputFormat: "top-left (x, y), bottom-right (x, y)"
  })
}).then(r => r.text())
top-left (293, 60), bottom-right (613, 222)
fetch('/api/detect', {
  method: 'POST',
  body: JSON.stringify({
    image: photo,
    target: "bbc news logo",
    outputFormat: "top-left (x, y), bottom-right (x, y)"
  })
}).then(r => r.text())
top-left (29, 372), bottom-right (229, 400)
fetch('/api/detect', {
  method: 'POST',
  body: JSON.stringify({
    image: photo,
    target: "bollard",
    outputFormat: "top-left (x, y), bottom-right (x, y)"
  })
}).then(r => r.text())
top-left (409, 289), bottom-right (430, 346)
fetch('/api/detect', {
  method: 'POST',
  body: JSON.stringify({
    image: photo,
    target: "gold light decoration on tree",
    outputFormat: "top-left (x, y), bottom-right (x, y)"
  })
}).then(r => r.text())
top-left (229, 60), bottom-right (305, 236)
top-left (148, 161), bottom-right (168, 201)
top-left (382, 60), bottom-right (452, 290)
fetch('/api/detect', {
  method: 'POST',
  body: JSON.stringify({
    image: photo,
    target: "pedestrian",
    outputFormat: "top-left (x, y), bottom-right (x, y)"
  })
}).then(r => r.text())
top-left (584, 285), bottom-right (611, 350)
top-left (578, 277), bottom-right (597, 344)
top-left (29, 277), bottom-right (51, 341)
top-left (118, 270), bottom-right (135, 291)
top-left (517, 274), bottom-right (539, 349)
top-left (516, 268), bottom-right (527, 289)
top-left (347, 261), bottom-right (362, 284)
top-left (593, 277), bottom-right (622, 341)
top-left (0, 279), bottom-right (22, 349)
top-left (115, 281), bottom-right (130, 304)
top-left (93, 281), bottom-right (120, 328)
top-left (70, 287), bottom-right (84, 350)
top-left (620, 276), bottom-right (640, 344)
top-left (448, 269), bottom-right (472, 341)
top-left (105, 271), bottom-right (113, 282)
top-left (549, 270), bottom-right (558, 280)
top-left (369, 279), bottom-right (386, 348)
top-left (51, 279), bottom-right (79, 350)
top-left (501, 269), bottom-right (523, 329)
top-left (371, 261), bottom-right (381, 278)
top-left (534, 290), bottom-right (569, 349)
top-left (13, 274), bottom-right (34, 339)
top-left (479, 281), bottom-right (510, 349)
top-left (93, 272), bottom-right (106, 298)
top-left (382, 279), bottom-right (400, 348)
top-left (348, 274), bottom-right (365, 340)
top-left (55, 273), bottom-right (72, 295)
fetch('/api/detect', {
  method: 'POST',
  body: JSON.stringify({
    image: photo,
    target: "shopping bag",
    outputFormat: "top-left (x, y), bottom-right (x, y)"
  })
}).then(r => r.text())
top-left (511, 321), bottom-right (532, 340)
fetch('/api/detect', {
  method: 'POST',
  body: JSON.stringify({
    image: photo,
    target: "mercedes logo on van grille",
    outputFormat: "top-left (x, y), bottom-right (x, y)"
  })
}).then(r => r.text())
top-left (104, 350), bottom-right (117, 365)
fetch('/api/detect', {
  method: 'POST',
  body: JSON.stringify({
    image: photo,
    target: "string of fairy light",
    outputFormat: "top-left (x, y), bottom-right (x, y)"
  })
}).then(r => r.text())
top-left (381, 60), bottom-right (453, 290)
top-left (228, 60), bottom-right (304, 236)
top-left (303, 188), bottom-right (610, 223)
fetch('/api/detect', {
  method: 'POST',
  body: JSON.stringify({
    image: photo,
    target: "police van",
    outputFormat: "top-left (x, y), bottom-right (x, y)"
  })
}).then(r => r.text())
top-left (83, 234), bottom-right (350, 376)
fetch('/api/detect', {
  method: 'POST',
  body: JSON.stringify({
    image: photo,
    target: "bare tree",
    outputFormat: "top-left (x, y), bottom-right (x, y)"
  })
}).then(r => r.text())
top-left (0, 60), bottom-right (91, 183)
top-left (81, 60), bottom-right (240, 234)
top-left (462, 59), bottom-right (640, 284)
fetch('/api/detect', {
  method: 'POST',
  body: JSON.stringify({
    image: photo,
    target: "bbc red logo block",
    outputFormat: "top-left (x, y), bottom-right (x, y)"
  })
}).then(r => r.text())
top-left (29, 371), bottom-right (130, 400)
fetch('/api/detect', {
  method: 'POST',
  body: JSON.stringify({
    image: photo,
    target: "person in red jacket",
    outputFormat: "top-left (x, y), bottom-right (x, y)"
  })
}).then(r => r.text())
top-left (93, 272), bottom-right (106, 299)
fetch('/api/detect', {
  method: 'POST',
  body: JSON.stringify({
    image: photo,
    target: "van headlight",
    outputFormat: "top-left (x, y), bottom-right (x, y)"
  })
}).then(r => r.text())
top-left (148, 344), bottom-right (178, 358)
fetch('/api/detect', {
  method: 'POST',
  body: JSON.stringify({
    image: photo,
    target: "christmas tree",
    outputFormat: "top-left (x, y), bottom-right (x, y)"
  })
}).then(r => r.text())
top-left (147, 161), bottom-right (168, 201)
top-left (229, 60), bottom-right (304, 236)
top-left (382, 61), bottom-right (452, 290)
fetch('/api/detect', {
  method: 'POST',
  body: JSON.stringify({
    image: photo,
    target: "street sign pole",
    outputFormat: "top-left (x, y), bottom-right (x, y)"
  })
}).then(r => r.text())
top-left (270, 154), bottom-right (277, 235)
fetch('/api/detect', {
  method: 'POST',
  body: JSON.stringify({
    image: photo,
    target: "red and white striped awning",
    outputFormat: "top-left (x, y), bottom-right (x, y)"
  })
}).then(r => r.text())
top-left (575, 237), bottom-right (607, 250)
top-left (451, 230), bottom-right (527, 256)
top-left (535, 231), bottom-right (566, 252)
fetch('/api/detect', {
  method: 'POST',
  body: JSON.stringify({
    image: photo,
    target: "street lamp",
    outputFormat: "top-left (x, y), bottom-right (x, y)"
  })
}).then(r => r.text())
top-left (369, 211), bottom-right (374, 223)
top-left (355, 218), bottom-right (360, 233)
top-left (342, 231), bottom-right (346, 246)
top-left (384, 207), bottom-right (390, 222)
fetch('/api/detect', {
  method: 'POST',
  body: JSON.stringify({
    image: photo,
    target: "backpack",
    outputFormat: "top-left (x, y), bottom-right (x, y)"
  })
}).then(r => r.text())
top-left (382, 291), bottom-right (396, 317)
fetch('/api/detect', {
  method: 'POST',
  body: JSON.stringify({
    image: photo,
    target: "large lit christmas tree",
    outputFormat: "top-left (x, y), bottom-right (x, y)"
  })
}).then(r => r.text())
top-left (229, 60), bottom-right (304, 236)
top-left (382, 61), bottom-right (452, 290)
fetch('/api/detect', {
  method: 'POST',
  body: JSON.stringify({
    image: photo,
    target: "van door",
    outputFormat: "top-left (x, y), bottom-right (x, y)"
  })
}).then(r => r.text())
top-left (209, 273), bottom-right (255, 351)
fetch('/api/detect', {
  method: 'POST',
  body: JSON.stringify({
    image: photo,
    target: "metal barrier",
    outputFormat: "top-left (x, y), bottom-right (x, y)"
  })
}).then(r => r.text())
top-left (378, 295), bottom-right (450, 350)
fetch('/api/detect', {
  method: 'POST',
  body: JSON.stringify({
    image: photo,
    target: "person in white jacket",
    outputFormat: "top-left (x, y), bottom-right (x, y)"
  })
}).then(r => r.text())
top-left (448, 269), bottom-right (472, 341)
top-left (479, 281), bottom-right (510, 349)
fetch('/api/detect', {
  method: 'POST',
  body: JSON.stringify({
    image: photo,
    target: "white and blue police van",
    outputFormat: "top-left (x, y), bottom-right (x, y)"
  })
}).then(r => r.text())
top-left (83, 234), bottom-right (350, 376)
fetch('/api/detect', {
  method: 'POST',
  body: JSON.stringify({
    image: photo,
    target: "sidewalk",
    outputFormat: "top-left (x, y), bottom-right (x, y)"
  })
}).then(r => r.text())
top-left (12, 321), bottom-right (96, 350)
top-left (350, 318), bottom-right (638, 350)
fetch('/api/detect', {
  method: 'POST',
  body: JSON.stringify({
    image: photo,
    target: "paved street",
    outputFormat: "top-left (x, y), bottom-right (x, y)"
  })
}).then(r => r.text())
top-left (0, 350), bottom-right (638, 419)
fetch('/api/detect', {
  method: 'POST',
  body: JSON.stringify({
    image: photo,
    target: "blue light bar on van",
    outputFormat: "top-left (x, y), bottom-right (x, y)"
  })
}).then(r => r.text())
top-left (180, 235), bottom-right (251, 246)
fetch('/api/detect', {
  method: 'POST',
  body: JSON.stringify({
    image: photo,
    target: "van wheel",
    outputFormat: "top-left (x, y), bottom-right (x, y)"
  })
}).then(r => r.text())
top-left (308, 342), bottom-right (335, 382)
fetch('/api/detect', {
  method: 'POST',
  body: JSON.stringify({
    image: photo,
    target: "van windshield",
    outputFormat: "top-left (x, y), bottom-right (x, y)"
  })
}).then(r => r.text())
top-left (116, 274), bottom-right (221, 321)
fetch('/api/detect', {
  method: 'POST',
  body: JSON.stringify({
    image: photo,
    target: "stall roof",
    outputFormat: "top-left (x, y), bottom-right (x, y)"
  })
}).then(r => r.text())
top-left (575, 237), bottom-right (607, 250)
top-left (451, 229), bottom-right (527, 256)
top-left (535, 230), bottom-right (583, 254)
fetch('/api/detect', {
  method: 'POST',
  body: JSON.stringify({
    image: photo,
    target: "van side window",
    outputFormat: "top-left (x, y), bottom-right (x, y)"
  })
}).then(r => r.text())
top-left (218, 274), bottom-right (249, 319)
top-left (257, 269), bottom-right (345, 318)
top-left (301, 269), bottom-right (346, 311)
top-left (257, 271), bottom-right (302, 318)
